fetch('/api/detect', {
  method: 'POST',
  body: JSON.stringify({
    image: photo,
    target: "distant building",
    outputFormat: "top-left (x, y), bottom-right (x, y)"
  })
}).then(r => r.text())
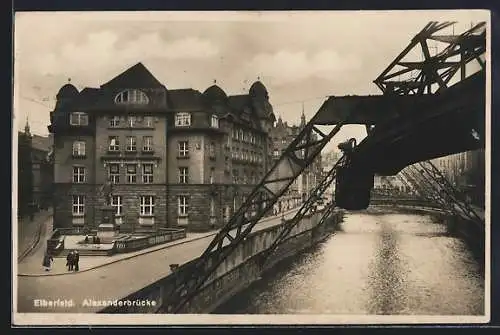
top-left (17, 120), bottom-right (54, 216)
top-left (48, 62), bottom-right (276, 232)
top-left (373, 175), bottom-right (409, 192)
top-left (269, 112), bottom-right (323, 212)
top-left (432, 149), bottom-right (485, 206)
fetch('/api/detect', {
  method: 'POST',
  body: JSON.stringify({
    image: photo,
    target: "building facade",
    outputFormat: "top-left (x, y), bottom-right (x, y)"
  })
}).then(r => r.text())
top-left (269, 113), bottom-right (323, 213)
top-left (48, 63), bottom-right (276, 232)
top-left (431, 149), bottom-right (485, 206)
top-left (17, 121), bottom-right (54, 216)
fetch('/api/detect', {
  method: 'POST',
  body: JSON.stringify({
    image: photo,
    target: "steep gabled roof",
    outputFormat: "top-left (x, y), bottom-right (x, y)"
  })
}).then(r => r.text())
top-left (100, 62), bottom-right (165, 89)
top-left (227, 94), bottom-right (250, 111)
top-left (168, 89), bottom-right (203, 111)
top-left (31, 134), bottom-right (52, 151)
top-left (73, 87), bottom-right (101, 108)
top-left (17, 132), bottom-right (52, 152)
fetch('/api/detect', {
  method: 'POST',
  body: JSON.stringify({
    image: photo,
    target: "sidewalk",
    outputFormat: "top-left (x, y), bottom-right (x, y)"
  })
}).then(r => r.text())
top-left (18, 231), bottom-right (216, 276)
top-left (17, 207), bottom-right (300, 313)
top-left (17, 209), bottom-right (53, 261)
top-left (17, 207), bottom-right (300, 277)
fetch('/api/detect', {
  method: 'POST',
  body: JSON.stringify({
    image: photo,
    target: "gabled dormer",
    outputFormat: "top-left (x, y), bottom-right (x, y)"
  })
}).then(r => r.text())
top-left (100, 62), bottom-right (168, 111)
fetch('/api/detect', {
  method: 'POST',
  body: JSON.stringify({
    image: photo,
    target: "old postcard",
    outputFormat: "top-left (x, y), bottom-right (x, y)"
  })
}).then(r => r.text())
top-left (12, 10), bottom-right (490, 326)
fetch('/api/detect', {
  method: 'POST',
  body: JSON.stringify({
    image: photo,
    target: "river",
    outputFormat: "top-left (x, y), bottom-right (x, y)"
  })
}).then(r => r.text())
top-left (214, 207), bottom-right (485, 315)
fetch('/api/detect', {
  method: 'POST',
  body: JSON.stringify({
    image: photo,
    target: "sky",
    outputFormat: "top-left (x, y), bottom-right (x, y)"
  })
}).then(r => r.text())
top-left (13, 10), bottom-right (489, 153)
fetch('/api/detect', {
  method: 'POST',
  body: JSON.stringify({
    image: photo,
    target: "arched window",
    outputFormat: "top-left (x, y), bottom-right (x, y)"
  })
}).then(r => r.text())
top-left (114, 89), bottom-right (149, 105)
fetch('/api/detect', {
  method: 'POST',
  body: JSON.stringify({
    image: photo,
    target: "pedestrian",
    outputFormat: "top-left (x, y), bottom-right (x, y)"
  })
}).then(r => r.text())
top-left (42, 252), bottom-right (53, 271)
top-left (66, 250), bottom-right (74, 271)
top-left (73, 251), bottom-right (80, 271)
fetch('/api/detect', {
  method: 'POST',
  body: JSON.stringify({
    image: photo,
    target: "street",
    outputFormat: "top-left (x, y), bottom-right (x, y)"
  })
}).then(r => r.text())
top-left (16, 208), bottom-right (300, 313)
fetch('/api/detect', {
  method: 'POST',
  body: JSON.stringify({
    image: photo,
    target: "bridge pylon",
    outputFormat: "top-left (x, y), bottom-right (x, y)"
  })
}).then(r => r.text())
top-left (401, 161), bottom-right (484, 228)
top-left (164, 108), bottom-right (354, 313)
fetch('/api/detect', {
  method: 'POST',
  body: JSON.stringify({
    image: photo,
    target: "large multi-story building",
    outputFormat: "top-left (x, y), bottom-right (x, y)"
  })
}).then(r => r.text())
top-left (269, 113), bottom-right (323, 212)
top-left (17, 121), bottom-right (54, 216)
top-left (48, 63), bottom-right (276, 232)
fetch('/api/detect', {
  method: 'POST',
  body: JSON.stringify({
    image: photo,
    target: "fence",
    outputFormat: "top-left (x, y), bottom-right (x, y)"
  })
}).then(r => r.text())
top-left (112, 228), bottom-right (186, 253)
top-left (47, 227), bottom-right (187, 255)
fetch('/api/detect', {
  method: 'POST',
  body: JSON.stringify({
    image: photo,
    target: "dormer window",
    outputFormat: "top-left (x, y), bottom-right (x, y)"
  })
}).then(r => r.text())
top-left (114, 89), bottom-right (149, 105)
top-left (70, 112), bottom-right (89, 126)
top-left (211, 115), bottom-right (219, 128)
top-left (127, 116), bottom-right (137, 127)
top-left (175, 112), bottom-right (191, 127)
top-left (109, 116), bottom-right (120, 127)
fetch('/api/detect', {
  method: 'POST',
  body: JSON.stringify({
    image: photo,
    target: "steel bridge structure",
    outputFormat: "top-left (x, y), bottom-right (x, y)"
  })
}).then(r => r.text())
top-left (164, 21), bottom-right (487, 313)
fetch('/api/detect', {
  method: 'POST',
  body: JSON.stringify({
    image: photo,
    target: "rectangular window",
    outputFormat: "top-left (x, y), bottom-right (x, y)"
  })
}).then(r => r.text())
top-left (126, 136), bottom-right (137, 152)
top-left (111, 195), bottom-right (122, 216)
top-left (142, 164), bottom-right (153, 183)
top-left (210, 167), bottom-right (215, 184)
top-left (178, 195), bottom-right (189, 216)
top-left (126, 164), bottom-right (137, 183)
top-left (128, 116), bottom-right (137, 127)
top-left (210, 197), bottom-right (215, 217)
top-left (72, 166), bottom-right (85, 183)
top-left (72, 195), bottom-right (85, 216)
top-left (175, 112), bottom-right (191, 127)
top-left (108, 164), bottom-right (120, 184)
top-left (209, 142), bottom-right (216, 158)
top-left (72, 141), bottom-right (86, 157)
top-left (108, 136), bottom-right (120, 151)
top-left (144, 116), bottom-right (154, 127)
top-left (211, 115), bottom-right (219, 128)
top-left (109, 116), bottom-right (120, 127)
top-left (70, 112), bottom-right (89, 126)
top-left (179, 167), bottom-right (189, 184)
top-left (140, 195), bottom-right (155, 216)
top-left (178, 141), bottom-right (189, 157)
top-left (143, 136), bottom-right (153, 152)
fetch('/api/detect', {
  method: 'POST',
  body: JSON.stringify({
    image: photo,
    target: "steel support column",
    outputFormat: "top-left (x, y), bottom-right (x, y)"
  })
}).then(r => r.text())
top-left (259, 155), bottom-right (346, 264)
top-left (164, 113), bottom-right (350, 313)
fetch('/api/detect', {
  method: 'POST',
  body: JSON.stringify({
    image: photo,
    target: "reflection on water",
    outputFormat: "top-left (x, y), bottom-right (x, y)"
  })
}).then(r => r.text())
top-left (214, 209), bottom-right (484, 315)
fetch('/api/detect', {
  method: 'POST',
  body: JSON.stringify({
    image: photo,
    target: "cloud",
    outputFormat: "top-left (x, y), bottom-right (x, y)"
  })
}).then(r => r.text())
top-left (24, 31), bottom-right (220, 78)
top-left (245, 49), bottom-right (363, 85)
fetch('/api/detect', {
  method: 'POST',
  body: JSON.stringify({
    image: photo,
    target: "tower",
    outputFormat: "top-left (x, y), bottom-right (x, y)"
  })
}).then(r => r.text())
top-left (24, 116), bottom-right (31, 137)
top-left (300, 103), bottom-right (306, 129)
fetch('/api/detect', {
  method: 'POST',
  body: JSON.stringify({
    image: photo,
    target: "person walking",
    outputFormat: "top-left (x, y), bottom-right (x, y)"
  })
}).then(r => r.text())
top-left (73, 250), bottom-right (80, 271)
top-left (42, 252), bottom-right (53, 272)
top-left (66, 250), bottom-right (74, 271)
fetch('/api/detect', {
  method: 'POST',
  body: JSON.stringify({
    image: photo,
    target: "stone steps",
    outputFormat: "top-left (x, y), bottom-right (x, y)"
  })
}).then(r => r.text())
top-left (56, 248), bottom-right (112, 257)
